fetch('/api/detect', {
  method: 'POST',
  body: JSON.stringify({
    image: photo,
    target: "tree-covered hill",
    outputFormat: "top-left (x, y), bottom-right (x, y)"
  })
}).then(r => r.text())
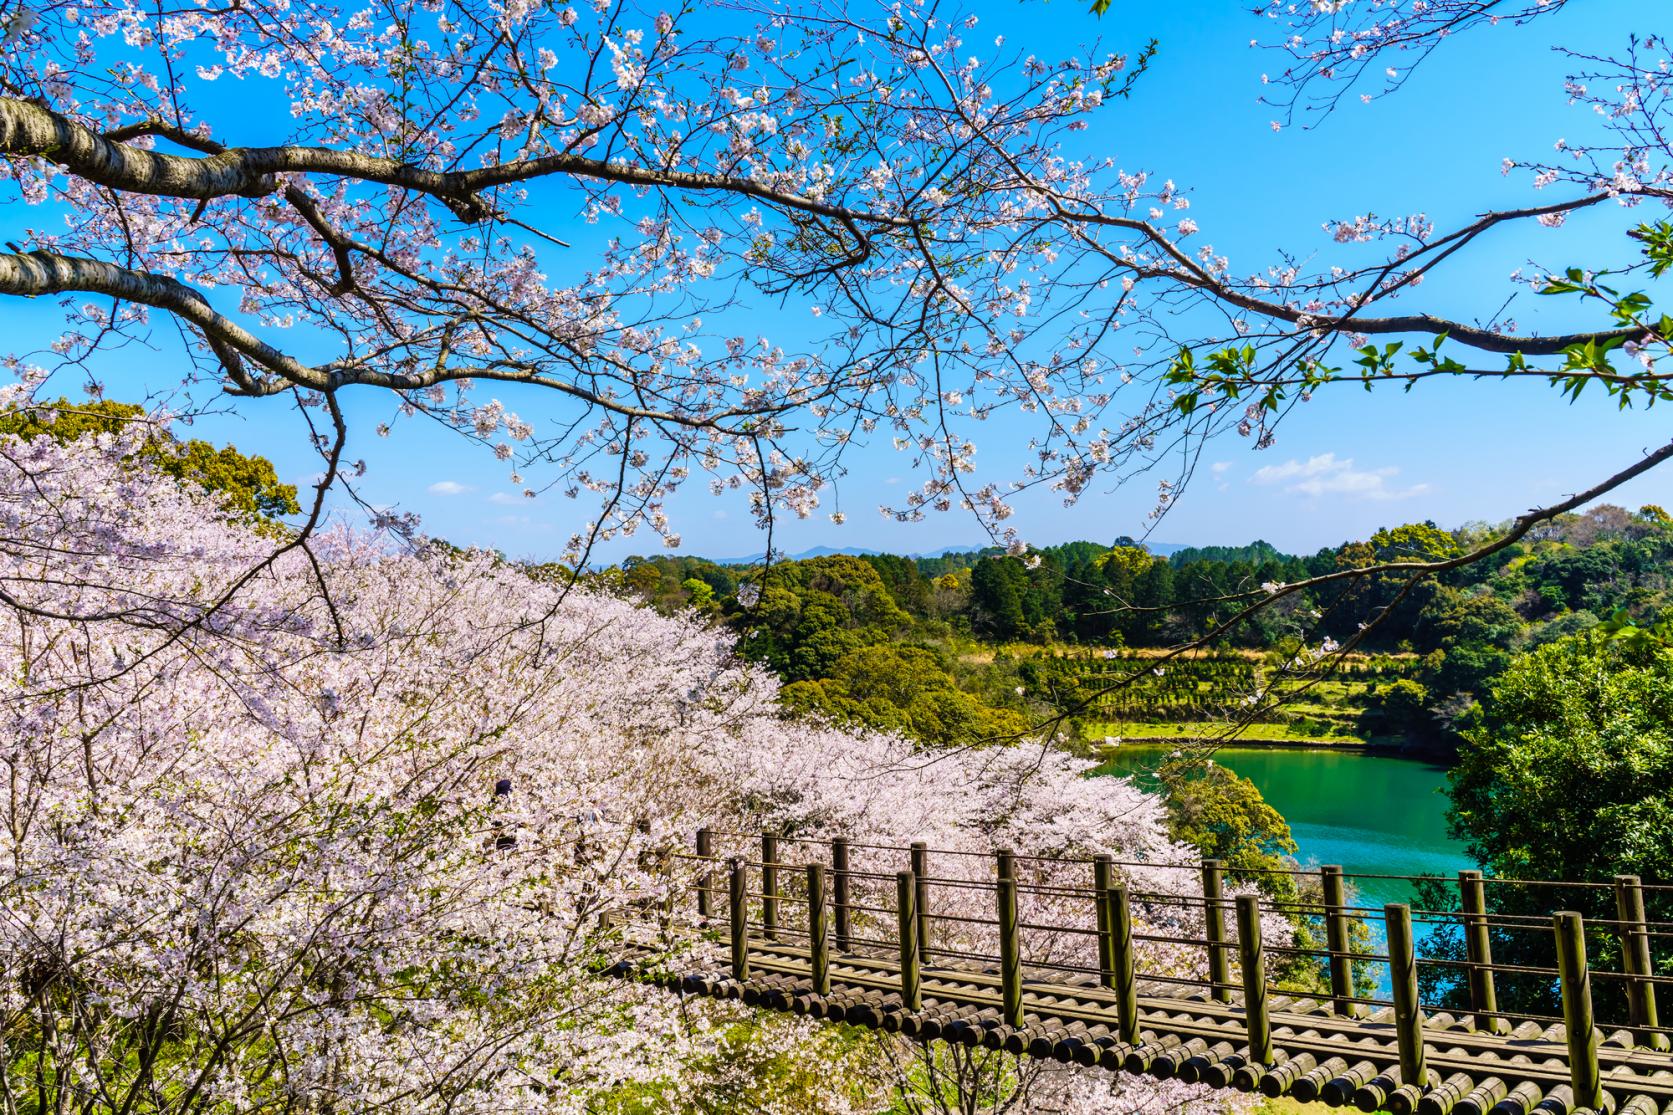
top-left (614, 504), bottom-right (1673, 756)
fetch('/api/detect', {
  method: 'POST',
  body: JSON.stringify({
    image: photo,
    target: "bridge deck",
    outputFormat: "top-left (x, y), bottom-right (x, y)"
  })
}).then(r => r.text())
top-left (621, 830), bottom-right (1673, 1115)
top-left (616, 941), bottom-right (1673, 1114)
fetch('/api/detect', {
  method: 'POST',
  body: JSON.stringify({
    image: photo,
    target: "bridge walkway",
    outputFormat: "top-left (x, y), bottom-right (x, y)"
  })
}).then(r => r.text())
top-left (607, 829), bottom-right (1673, 1115)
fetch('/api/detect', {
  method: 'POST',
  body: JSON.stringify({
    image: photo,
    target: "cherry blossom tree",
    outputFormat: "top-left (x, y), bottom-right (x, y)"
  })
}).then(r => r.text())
top-left (0, 401), bottom-right (1254, 1112)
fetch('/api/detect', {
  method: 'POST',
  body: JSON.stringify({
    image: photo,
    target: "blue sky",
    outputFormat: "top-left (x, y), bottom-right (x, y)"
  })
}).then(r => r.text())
top-left (18, 0), bottom-right (1671, 561)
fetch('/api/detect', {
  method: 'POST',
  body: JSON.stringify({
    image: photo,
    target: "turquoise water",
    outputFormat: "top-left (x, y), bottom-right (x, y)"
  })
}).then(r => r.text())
top-left (1101, 746), bottom-right (1474, 996)
top-left (1104, 745), bottom-right (1474, 908)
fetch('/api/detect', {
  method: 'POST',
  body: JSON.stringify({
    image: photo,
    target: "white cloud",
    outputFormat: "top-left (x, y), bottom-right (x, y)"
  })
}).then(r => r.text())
top-left (428, 480), bottom-right (474, 496)
top-left (493, 515), bottom-right (551, 532)
top-left (1249, 452), bottom-right (1427, 501)
top-left (487, 491), bottom-right (522, 505)
top-left (1210, 461), bottom-right (1232, 475)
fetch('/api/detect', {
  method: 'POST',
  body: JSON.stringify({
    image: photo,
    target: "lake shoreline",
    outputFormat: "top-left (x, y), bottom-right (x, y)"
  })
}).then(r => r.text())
top-left (1097, 735), bottom-right (1370, 751)
top-left (1086, 734), bottom-right (1456, 762)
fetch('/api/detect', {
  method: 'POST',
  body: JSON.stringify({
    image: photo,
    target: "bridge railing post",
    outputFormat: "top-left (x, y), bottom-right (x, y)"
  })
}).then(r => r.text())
top-left (729, 857), bottom-right (750, 981)
top-left (807, 862), bottom-right (830, 996)
top-left (910, 841), bottom-right (931, 966)
top-left (1320, 865), bottom-right (1358, 1016)
top-left (1094, 854), bottom-right (1115, 989)
top-left (1385, 903), bottom-right (1426, 1089)
top-left (696, 828), bottom-right (714, 919)
top-left (1459, 869), bottom-right (1507, 1034)
top-left (760, 832), bottom-right (780, 942)
top-left (1236, 893), bottom-right (1273, 1065)
top-left (1202, 858), bottom-right (1233, 1003)
top-left (831, 837), bottom-right (851, 952)
top-left (897, 870), bottom-right (921, 1010)
top-left (1555, 910), bottom-right (1604, 1110)
top-left (1105, 881), bottom-right (1140, 1044)
top-left (1615, 874), bottom-right (1667, 1050)
top-left (997, 848), bottom-right (1023, 1028)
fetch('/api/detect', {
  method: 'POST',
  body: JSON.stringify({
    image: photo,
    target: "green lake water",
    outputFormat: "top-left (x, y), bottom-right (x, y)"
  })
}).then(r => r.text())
top-left (1102, 745), bottom-right (1474, 909)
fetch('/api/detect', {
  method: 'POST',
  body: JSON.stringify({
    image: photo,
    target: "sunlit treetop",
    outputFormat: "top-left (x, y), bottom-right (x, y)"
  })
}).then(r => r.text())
top-left (0, 398), bottom-right (300, 518)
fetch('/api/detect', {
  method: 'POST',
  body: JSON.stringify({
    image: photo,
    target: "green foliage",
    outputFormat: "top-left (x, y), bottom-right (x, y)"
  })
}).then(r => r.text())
top-left (1370, 521), bottom-right (1459, 563)
top-left (969, 556), bottom-right (1031, 639)
top-left (1416, 633), bottom-right (1673, 1018)
top-left (619, 554), bottom-right (738, 613)
top-left (1169, 540), bottom-right (1288, 567)
top-left (1356, 677), bottom-right (1431, 741)
top-left (704, 556), bottom-right (1034, 747)
top-left (1165, 764), bottom-right (1296, 881)
top-left (1449, 634), bottom-right (1673, 882)
top-left (1097, 545), bottom-right (1154, 578)
top-left (781, 644), bottom-right (1029, 747)
top-left (0, 399), bottom-right (300, 519)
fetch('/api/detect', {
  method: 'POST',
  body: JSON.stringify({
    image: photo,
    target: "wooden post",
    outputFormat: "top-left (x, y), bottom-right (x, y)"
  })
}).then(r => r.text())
top-left (696, 828), bottom-right (714, 919)
top-left (910, 841), bottom-right (931, 966)
top-left (897, 870), bottom-right (921, 1010)
top-left (1106, 882), bottom-right (1140, 1044)
top-left (808, 863), bottom-right (830, 996)
top-left (760, 832), bottom-right (780, 942)
top-left (831, 837), bottom-right (851, 952)
top-left (1459, 870), bottom-right (1507, 1035)
top-left (1554, 910), bottom-right (1604, 1110)
top-left (1094, 854), bottom-right (1115, 988)
top-left (997, 849), bottom-right (1023, 1028)
top-left (729, 858), bottom-right (749, 981)
top-left (1236, 894), bottom-right (1273, 1064)
top-left (1202, 858), bottom-right (1233, 1003)
top-left (1615, 874), bottom-right (1667, 1050)
top-left (1320, 865), bottom-right (1358, 1016)
top-left (1385, 903), bottom-right (1427, 1089)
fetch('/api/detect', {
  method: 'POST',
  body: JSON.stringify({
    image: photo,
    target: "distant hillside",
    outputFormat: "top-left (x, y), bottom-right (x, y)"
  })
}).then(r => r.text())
top-left (703, 543), bottom-right (994, 564)
top-left (1168, 540), bottom-right (1292, 567)
top-left (707, 539), bottom-right (1191, 564)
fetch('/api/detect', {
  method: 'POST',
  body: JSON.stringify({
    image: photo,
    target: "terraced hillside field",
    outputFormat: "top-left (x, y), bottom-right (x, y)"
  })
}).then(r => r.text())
top-left (1020, 648), bottom-right (1418, 748)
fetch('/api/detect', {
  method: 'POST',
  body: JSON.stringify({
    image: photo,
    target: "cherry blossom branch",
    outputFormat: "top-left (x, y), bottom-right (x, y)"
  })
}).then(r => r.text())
top-left (3, 97), bottom-right (915, 230)
top-left (0, 251), bottom-right (796, 434)
top-left (1070, 192), bottom-right (1638, 356)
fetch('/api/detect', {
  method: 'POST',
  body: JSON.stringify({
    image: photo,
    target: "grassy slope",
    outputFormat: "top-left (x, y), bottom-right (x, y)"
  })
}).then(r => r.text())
top-left (1081, 719), bottom-right (1366, 746)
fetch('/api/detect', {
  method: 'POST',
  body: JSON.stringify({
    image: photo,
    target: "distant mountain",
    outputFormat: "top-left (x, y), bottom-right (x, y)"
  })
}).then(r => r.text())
top-left (705, 540), bottom-right (1192, 564)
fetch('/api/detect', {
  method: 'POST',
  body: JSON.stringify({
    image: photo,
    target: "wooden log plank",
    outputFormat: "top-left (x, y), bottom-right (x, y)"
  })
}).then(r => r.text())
top-left (640, 946), bottom-right (1673, 1110)
top-left (1291, 1056), bottom-right (1350, 1104)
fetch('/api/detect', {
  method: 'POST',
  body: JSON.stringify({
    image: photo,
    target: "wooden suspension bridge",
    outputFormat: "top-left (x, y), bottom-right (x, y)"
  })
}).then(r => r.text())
top-left (605, 830), bottom-right (1673, 1114)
